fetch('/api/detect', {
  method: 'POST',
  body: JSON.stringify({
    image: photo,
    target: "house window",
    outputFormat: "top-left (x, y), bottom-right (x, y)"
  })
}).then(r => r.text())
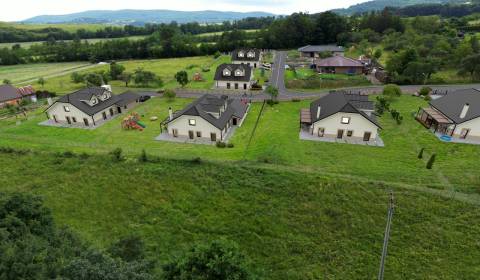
top-left (64, 106), bottom-right (70, 112)
top-left (196, 131), bottom-right (202, 138)
top-left (341, 117), bottom-right (350, 124)
top-left (318, 128), bottom-right (325, 137)
top-left (347, 130), bottom-right (353, 137)
top-left (189, 119), bottom-right (196, 126)
top-left (83, 118), bottom-right (89, 126)
top-left (172, 129), bottom-right (178, 137)
top-left (72, 117), bottom-right (77, 123)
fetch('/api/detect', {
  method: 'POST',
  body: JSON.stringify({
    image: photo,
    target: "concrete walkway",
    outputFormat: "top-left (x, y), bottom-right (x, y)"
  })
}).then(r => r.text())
top-left (299, 130), bottom-right (385, 147)
top-left (155, 127), bottom-right (238, 145)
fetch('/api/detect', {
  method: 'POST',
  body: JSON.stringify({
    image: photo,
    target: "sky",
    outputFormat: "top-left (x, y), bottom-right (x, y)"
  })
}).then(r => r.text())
top-left (1, 0), bottom-right (368, 22)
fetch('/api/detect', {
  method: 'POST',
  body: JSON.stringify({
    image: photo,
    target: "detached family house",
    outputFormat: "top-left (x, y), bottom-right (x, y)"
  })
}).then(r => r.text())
top-left (416, 88), bottom-right (480, 143)
top-left (231, 49), bottom-right (262, 68)
top-left (0, 84), bottom-right (36, 107)
top-left (44, 87), bottom-right (140, 127)
top-left (315, 56), bottom-right (365, 75)
top-left (214, 64), bottom-right (253, 90)
top-left (300, 92), bottom-right (382, 145)
top-left (298, 45), bottom-right (345, 58)
top-left (161, 94), bottom-right (249, 142)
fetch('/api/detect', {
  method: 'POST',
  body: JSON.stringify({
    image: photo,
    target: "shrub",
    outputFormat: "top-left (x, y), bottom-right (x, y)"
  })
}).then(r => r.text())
top-left (419, 86), bottom-right (432, 97)
top-left (110, 148), bottom-right (123, 162)
top-left (213, 51), bottom-right (222, 59)
top-left (227, 143), bottom-right (234, 148)
top-left (382, 84), bottom-right (402, 101)
top-left (191, 157), bottom-right (202, 164)
top-left (201, 67), bottom-right (210, 72)
top-left (291, 98), bottom-right (301, 102)
top-left (427, 154), bottom-right (436, 169)
top-left (139, 149), bottom-right (148, 162)
top-left (164, 89), bottom-right (176, 100)
top-left (216, 141), bottom-right (227, 148)
top-left (266, 99), bottom-right (279, 106)
top-left (108, 235), bottom-right (146, 262)
top-left (418, 148), bottom-right (424, 159)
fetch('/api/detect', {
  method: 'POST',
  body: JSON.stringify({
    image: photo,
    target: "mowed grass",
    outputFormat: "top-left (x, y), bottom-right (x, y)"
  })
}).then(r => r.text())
top-left (0, 62), bottom-right (93, 84)
top-left (285, 68), bottom-right (371, 91)
top-left (0, 35), bottom-right (147, 49)
top-left (19, 55), bottom-right (231, 94)
top-left (0, 95), bottom-right (479, 195)
top-left (0, 150), bottom-right (479, 279)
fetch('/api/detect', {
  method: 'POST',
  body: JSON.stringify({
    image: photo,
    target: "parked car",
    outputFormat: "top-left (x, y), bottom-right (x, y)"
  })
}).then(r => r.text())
top-left (139, 95), bottom-right (151, 102)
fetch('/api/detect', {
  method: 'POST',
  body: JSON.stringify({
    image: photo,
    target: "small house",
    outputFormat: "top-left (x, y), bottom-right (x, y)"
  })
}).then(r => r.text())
top-left (214, 64), bottom-right (253, 90)
top-left (314, 56), bottom-right (365, 75)
top-left (231, 49), bottom-right (262, 68)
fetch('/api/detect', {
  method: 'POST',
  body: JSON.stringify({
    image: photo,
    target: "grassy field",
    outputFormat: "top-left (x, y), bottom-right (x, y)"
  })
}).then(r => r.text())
top-left (0, 95), bottom-right (479, 195)
top-left (0, 35), bottom-right (146, 49)
top-left (285, 68), bottom-right (371, 91)
top-left (1, 148), bottom-right (480, 279)
top-left (2, 55), bottom-right (231, 94)
top-left (0, 21), bottom-right (107, 32)
top-left (194, 29), bottom-right (259, 37)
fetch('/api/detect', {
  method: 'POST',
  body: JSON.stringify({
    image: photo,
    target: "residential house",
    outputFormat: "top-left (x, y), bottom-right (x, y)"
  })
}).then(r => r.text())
top-left (300, 92), bottom-right (382, 145)
top-left (298, 45), bottom-right (345, 58)
top-left (44, 87), bottom-right (140, 127)
top-left (214, 64), bottom-right (253, 90)
top-left (416, 88), bottom-right (480, 143)
top-left (314, 56), bottom-right (365, 75)
top-left (231, 49), bottom-right (262, 68)
top-left (0, 85), bottom-right (22, 107)
top-left (161, 94), bottom-right (249, 142)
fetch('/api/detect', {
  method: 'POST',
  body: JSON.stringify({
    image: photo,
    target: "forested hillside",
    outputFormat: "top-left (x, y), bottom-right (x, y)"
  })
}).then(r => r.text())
top-left (332, 0), bottom-right (466, 15)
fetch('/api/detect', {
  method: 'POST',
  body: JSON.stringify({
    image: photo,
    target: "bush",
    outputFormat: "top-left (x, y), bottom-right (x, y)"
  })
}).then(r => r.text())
top-left (427, 154), bottom-right (436, 169)
top-left (110, 148), bottom-right (123, 162)
top-left (216, 141), bottom-right (227, 148)
top-left (108, 235), bottom-right (146, 262)
top-left (201, 67), bottom-right (210, 72)
top-left (227, 143), bottom-right (234, 148)
top-left (291, 98), bottom-right (301, 102)
top-left (266, 99), bottom-right (279, 106)
top-left (382, 84), bottom-right (402, 100)
top-left (191, 157), bottom-right (202, 164)
top-left (164, 89), bottom-right (176, 100)
top-left (213, 51), bottom-right (222, 59)
top-left (419, 86), bottom-right (432, 97)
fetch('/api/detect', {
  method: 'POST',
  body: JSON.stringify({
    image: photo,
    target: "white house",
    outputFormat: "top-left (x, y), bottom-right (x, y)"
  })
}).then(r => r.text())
top-left (231, 49), bottom-right (262, 68)
top-left (300, 92), bottom-right (382, 144)
top-left (416, 88), bottom-right (480, 143)
top-left (161, 94), bottom-right (249, 142)
top-left (44, 87), bottom-right (140, 127)
top-left (214, 64), bottom-right (254, 90)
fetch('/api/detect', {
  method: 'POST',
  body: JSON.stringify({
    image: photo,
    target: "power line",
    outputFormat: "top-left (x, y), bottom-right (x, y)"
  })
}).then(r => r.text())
top-left (378, 191), bottom-right (394, 280)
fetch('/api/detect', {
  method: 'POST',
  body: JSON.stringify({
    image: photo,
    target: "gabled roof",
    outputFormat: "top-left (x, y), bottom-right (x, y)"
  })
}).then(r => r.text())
top-left (48, 87), bottom-right (139, 116)
top-left (17, 85), bottom-right (36, 97)
top-left (231, 49), bottom-right (261, 62)
top-left (429, 88), bottom-right (480, 124)
top-left (315, 56), bottom-right (364, 68)
top-left (214, 64), bottom-right (252, 82)
top-left (166, 94), bottom-right (248, 130)
top-left (298, 45), bottom-right (344, 53)
top-left (309, 92), bottom-right (380, 128)
top-left (0, 85), bottom-right (22, 103)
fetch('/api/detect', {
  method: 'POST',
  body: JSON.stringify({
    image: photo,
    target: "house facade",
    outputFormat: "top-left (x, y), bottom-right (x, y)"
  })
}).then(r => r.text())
top-left (300, 92), bottom-right (381, 144)
top-left (314, 56), bottom-right (365, 75)
top-left (44, 87), bottom-right (140, 127)
top-left (298, 45), bottom-right (345, 58)
top-left (0, 85), bottom-right (24, 107)
top-left (161, 94), bottom-right (249, 142)
top-left (214, 64), bottom-right (253, 90)
top-left (231, 49), bottom-right (262, 68)
top-left (416, 88), bottom-right (480, 142)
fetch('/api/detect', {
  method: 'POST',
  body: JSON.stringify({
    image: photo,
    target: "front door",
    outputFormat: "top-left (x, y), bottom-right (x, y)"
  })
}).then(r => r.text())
top-left (102, 112), bottom-right (107, 120)
top-left (189, 130), bottom-right (194, 139)
top-left (232, 118), bottom-right (238, 126)
top-left (117, 107), bottom-right (122, 114)
top-left (318, 128), bottom-right (325, 137)
top-left (53, 115), bottom-right (58, 123)
top-left (337, 129), bottom-right (344, 139)
top-left (109, 108), bottom-right (114, 116)
top-left (210, 133), bottom-right (217, 142)
top-left (66, 116), bottom-right (71, 124)
top-left (243, 83), bottom-right (247, 90)
top-left (363, 132), bottom-right (372, 141)
top-left (83, 118), bottom-right (89, 126)
top-left (460, 128), bottom-right (470, 139)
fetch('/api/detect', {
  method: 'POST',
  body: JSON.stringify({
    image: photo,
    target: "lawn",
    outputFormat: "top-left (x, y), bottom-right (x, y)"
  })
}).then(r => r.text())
top-left (1, 148), bottom-right (479, 279)
top-left (18, 55), bottom-right (232, 94)
top-left (0, 62), bottom-right (94, 84)
top-left (0, 95), bottom-right (479, 195)
top-left (285, 68), bottom-right (372, 91)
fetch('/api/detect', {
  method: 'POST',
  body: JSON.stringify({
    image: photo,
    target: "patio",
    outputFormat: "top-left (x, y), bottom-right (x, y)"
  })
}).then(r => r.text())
top-left (299, 130), bottom-right (385, 147)
top-left (155, 127), bottom-right (238, 145)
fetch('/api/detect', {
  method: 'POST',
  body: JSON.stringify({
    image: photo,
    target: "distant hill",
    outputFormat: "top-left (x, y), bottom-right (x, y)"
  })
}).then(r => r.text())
top-left (332, 0), bottom-right (468, 15)
top-left (21, 10), bottom-right (275, 25)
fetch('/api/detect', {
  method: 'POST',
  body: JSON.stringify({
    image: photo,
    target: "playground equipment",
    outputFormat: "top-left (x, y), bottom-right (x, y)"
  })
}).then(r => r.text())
top-left (121, 112), bottom-right (146, 131)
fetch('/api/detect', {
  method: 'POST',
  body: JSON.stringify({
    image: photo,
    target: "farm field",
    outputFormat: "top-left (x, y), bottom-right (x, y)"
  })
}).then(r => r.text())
top-left (285, 68), bottom-right (372, 91)
top-left (7, 55), bottom-right (232, 94)
top-left (0, 62), bottom-right (94, 84)
top-left (194, 29), bottom-right (259, 37)
top-left (1, 148), bottom-right (479, 279)
top-left (0, 95), bottom-right (479, 195)
top-left (0, 35), bottom-right (147, 49)
top-left (0, 21), bottom-right (107, 32)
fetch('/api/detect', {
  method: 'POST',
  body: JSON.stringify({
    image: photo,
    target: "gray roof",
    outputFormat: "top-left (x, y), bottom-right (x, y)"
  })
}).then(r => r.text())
top-left (214, 64), bottom-right (252, 82)
top-left (231, 49), bottom-right (261, 62)
top-left (166, 94), bottom-right (248, 130)
top-left (52, 87), bottom-right (139, 116)
top-left (315, 56), bottom-right (364, 68)
top-left (430, 88), bottom-right (480, 124)
top-left (298, 45), bottom-right (344, 53)
top-left (0, 85), bottom-right (22, 103)
top-left (309, 92), bottom-right (380, 127)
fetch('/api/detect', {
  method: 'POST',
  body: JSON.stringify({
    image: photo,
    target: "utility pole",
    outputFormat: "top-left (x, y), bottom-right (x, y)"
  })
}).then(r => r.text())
top-left (378, 192), bottom-right (394, 280)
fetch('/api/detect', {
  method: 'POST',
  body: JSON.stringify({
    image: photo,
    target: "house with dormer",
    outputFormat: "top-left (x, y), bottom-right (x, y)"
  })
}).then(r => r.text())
top-left (231, 49), bottom-right (262, 68)
top-left (214, 64), bottom-right (253, 90)
top-left (44, 87), bottom-right (140, 127)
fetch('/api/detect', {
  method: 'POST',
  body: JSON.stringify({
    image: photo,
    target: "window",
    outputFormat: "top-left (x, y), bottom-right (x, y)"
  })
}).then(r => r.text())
top-left (341, 117), bottom-right (350, 124)
top-left (83, 118), bottom-right (89, 126)
top-left (172, 129), bottom-right (178, 137)
top-left (189, 119), bottom-right (196, 126)
top-left (347, 130), bottom-right (353, 137)
top-left (318, 128), bottom-right (325, 137)
top-left (64, 106), bottom-right (70, 112)
top-left (196, 131), bottom-right (202, 138)
top-left (72, 117), bottom-right (77, 123)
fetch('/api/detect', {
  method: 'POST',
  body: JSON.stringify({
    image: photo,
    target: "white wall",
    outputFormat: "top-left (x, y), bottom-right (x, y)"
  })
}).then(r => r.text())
top-left (215, 80), bottom-right (251, 90)
top-left (312, 112), bottom-right (379, 139)
top-left (47, 102), bottom-right (91, 125)
top-left (453, 117), bottom-right (480, 138)
top-left (167, 115), bottom-right (223, 141)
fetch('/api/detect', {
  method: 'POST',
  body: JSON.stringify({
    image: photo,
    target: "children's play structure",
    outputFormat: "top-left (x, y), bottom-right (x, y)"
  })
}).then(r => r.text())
top-left (121, 112), bottom-right (146, 131)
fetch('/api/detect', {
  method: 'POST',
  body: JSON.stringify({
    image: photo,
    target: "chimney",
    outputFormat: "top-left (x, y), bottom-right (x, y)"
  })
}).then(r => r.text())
top-left (460, 103), bottom-right (470, 119)
top-left (316, 106), bottom-right (321, 119)
top-left (168, 107), bottom-right (173, 120)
